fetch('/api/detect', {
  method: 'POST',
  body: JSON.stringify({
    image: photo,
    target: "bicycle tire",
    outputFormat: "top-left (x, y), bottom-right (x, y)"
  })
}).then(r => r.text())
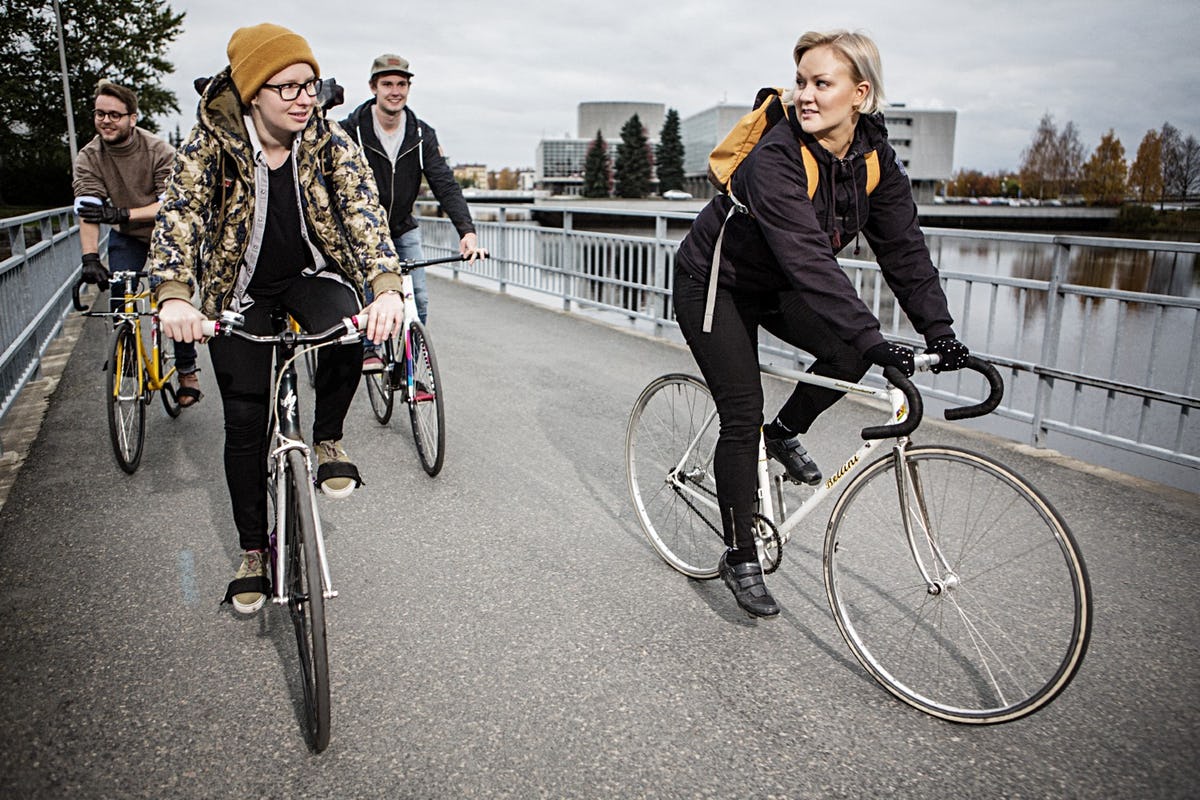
top-left (106, 324), bottom-right (146, 473)
top-left (363, 335), bottom-right (394, 425)
top-left (823, 445), bottom-right (1091, 724)
top-left (407, 321), bottom-right (445, 476)
top-left (285, 448), bottom-right (331, 752)
top-left (157, 332), bottom-right (181, 418)
top-left (625, 374), bottom-right (724, 580)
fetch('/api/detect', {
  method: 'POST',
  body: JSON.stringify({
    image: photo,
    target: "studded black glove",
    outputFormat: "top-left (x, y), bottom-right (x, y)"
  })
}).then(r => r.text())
top-left (80, 252), bottom-right (110, 285)
top-left (77, 198), bottom-right (130, 225)
top-left (864, 342), bottom-right (916, 377)
top-left (926, 336), bottom-right (970, 374)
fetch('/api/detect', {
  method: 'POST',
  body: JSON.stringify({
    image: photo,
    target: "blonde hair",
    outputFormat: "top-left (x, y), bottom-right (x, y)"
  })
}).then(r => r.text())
top-left (793, 30), bottom-right (885, 115)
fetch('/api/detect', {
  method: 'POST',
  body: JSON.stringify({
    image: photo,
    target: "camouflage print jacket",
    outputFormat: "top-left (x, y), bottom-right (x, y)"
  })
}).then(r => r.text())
top-left (148, 69), bottom-right (401, 316)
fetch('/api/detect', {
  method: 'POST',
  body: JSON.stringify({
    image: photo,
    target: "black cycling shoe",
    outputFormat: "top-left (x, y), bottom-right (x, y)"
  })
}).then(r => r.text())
top-left (764, 434), bottom-right (822, 486)
top-left (718, 552), bottom-right (780, 617)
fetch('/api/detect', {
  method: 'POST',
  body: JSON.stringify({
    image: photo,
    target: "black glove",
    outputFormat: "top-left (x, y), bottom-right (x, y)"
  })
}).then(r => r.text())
top-left (77, 198), bottom-right (130, 225)
top-left (80, 252), bottom-right (110, 285)
top-left (864, 342), bottom-right (916, 377)
top-left (926, 335), bottom-right (970, 374)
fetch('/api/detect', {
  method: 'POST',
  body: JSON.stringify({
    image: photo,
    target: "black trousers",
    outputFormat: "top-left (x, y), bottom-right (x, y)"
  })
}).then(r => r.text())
top-left (673, 265), bottom-right (869, 549)
top-left (208, 277), bottom-right (362, 551)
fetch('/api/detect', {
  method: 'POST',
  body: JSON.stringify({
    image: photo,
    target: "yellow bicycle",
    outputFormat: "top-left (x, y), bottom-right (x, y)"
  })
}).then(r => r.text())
top-left (73, 272), bottom-right (181, 473)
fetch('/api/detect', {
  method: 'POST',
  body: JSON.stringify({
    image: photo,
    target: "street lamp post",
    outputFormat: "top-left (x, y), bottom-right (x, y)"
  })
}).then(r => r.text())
top-left (52, 0), bottom-right (78, 163)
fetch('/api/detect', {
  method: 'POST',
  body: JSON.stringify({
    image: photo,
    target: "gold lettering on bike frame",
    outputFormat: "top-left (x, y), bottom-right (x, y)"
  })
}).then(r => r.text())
top-left (824, 453), bottom-right (861, 491)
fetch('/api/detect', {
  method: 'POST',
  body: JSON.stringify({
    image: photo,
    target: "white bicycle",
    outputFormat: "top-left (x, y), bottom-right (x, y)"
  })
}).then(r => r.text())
top-left (625, 355), bottom-right (1092, 724)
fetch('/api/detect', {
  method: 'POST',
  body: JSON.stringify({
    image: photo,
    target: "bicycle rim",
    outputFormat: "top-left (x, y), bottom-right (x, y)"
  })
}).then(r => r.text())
top-left (285, 450), bottom-right (330, 751)
top-left (625, 374), bottom-right (724, 579)
top-left (824, 445), bottom-right (1091, 723)
top-left (407, 322), bottom-right (445, 476)
top-left (106, 325), bottom-right (145, 473)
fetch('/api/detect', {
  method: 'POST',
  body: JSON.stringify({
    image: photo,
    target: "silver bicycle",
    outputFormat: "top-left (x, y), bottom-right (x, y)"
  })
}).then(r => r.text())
top-left (625, 355), bottom-right (1091, 724)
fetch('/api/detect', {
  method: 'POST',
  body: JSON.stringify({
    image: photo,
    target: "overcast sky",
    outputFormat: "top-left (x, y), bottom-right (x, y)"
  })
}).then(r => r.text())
top-left (157, 0), bottom-right (1199, 174)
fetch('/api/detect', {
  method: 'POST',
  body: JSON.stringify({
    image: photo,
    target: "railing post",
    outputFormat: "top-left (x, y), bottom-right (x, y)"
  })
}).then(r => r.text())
top-left (653, 214), bottom-right (668, 335)
top-left (561, 210), bottom-right (574, 312)
top-left (496, 206), bottom-right (508, 289)
top-left (1033, 239), bottom-right (1069, 448)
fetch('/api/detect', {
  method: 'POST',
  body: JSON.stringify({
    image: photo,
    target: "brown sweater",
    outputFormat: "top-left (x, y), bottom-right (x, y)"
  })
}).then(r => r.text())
top-left (72, 127), bottom-right (175, 243)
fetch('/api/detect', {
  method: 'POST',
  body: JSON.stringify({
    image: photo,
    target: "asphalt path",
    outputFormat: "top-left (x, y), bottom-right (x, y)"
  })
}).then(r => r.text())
top-left (1, 275), bottom-right (1197, 798)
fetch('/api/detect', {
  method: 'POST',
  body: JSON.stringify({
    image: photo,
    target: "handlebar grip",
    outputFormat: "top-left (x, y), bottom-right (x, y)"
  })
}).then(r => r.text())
top-left (943, 356), bottom-right (1005, 420)
top-left (200, 320), bottom-right (219, 338)
top-left (861, 365), bottom-right (923, 440)
top-left (71, 278), bottom-right (90, 312)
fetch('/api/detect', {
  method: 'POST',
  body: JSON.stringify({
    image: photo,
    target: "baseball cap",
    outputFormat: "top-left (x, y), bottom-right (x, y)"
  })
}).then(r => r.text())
top-left (370, 54), bottom-right (412, 79)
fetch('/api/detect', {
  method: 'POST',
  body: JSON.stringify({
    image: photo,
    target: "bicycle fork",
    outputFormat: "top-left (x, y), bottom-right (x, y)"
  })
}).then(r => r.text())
top-left (892, 441), bottom-right (957, 595)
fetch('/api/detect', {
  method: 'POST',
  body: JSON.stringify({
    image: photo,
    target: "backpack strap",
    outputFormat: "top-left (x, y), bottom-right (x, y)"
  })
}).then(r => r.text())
top-left (801, 147), bottom-right (819, 200)
top-left (864, 150), bottom-right (880, 195)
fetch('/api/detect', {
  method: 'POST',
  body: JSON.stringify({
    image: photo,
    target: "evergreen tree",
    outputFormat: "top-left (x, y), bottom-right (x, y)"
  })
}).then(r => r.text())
top-left (1080, 130), bottom-right (1127, 206)
top-left (1127, 130), bottom-right (1163, 204)
top-left (655, 109), bottom-right (685, 194)
top-left (615, 114), bottom-right (652, 198)
top-left (582, 129), bottom-right (612, 198)
top-left (0, 0), bottom-right (185, 205)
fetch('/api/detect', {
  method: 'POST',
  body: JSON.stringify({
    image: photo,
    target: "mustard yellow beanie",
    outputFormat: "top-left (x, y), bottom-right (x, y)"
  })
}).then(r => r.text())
top-left (226, 23), bottom-right (319, 105)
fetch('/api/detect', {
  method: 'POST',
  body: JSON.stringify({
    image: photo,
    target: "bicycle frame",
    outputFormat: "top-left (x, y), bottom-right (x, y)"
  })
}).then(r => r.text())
top-left (669, 366), bottom-right (907, 548)
top-left (268, 336), bottom-right (338, 606)
top-left (77, 271), bottom-right (176, 396)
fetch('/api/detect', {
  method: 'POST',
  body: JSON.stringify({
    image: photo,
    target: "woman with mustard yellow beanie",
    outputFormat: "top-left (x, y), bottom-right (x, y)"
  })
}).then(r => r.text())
top-left (149, 23), bottom-right (405, 614)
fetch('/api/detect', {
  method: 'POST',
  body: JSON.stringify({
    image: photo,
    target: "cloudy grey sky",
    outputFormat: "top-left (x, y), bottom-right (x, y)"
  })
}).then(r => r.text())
top-left (159, 0), bottom-right (1199, 174)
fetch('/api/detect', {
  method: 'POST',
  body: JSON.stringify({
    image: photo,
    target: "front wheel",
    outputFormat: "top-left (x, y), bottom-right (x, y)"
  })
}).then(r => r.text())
top-left (625, 374), bottom-right (724, 580)
top-left (285, 449), bottom-right (330, 752)
top-left (157, 332), bottom-right (181, 418)
top-left (363, 337), bottom-right (395, 425)
top-left (407, 321), bottom-right (445, 476)
top-left (823, 445), bottom-right (1091, 724)
top-left (106, 324), bottom-right (146, 473)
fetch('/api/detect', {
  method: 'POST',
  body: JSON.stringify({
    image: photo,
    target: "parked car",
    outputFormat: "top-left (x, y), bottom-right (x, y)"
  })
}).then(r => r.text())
top-left (662, 190), bottom-right (693, 200)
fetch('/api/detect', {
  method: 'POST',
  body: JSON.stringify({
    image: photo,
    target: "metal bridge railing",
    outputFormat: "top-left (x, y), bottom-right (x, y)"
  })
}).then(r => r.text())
top-left (0, 207), bottom-right (84, 453)
top-left (422, 205), bottom-right (1200, 493)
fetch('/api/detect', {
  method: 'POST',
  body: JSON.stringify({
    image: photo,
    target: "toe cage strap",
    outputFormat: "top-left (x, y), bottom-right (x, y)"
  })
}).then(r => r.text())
top-left (221, 575), bottom-right (272, 605)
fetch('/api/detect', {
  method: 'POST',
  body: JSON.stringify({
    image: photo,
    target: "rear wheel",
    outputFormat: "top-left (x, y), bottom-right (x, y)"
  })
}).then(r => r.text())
top-left (106, 324), bottom-right (145, 473)
top-left (285, 449), bottom-right (330, 752)
top-left (625, 374), bottom-right (724, 579)
top-left (407, 321), bottom-right (445, 476)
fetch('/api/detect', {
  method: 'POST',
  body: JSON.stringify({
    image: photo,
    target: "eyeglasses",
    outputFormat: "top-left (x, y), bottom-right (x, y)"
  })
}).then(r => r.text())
top-left (93, 109), bottom-right (134, 121)
top-left (260, 78), bottom-right (324, 102)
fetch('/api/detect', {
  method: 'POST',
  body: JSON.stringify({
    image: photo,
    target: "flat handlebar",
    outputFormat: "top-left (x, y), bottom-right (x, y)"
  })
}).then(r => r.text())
top-left (397, 252), bottom-right (484, 274)
top-left (860, 355), bottom-right (1004, 440)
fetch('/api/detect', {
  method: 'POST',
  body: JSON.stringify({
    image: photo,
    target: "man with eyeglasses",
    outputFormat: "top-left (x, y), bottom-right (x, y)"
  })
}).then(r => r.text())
top-left (72, 80), bottom-right (202, 405)
top-left (339, 54), bottom-right (484, 372)
top-left (150, 23), bottom-right (407, 614)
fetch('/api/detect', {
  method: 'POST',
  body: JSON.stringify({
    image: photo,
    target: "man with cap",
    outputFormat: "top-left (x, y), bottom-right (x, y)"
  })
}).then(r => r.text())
top-left (149, 23), bottom-right (405, 614)
top-left (340, 54), bottom-right (484, 370)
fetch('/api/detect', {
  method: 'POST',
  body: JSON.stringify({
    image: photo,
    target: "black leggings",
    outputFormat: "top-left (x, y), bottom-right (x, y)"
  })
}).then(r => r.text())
top-left (673, 265), bottom-right (869, 549)
top-left (208, 277), bottom-right (362, 551)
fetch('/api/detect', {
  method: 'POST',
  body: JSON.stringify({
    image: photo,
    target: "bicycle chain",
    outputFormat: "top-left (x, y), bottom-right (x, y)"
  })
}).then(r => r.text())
top-left (671, 473), bottom-right (784, 573)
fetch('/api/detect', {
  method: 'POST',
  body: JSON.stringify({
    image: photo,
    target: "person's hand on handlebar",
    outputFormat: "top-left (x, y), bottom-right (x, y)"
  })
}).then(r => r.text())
top-left (80, 253), bottom-right (110, 285)
top-left (362, 290), bottom-right (404, 344)
top-left (864, 342), bottom-right (916, 377)
top-left (159, 298), bottom-right (208, 343)
top-left (925, 335), bottom-right (970, 374)
top-left (459, 232), bottom-right (488, 263)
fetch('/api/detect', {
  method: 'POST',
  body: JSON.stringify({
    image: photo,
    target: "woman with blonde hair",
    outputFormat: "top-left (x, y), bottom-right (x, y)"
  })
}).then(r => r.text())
top-left (673, 30), bottom-right (970, 617)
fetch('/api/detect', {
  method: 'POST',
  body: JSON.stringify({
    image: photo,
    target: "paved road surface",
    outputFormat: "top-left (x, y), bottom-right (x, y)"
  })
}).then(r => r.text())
top-left (1, 275), bottom-right (1197, 798)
